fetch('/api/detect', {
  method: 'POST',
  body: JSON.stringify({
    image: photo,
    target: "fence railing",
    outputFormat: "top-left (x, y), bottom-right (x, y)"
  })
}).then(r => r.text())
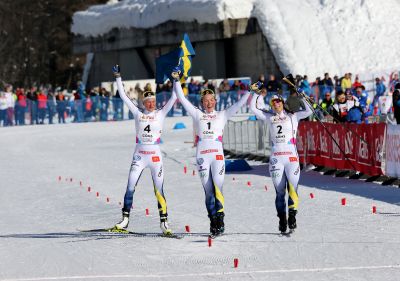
top-left (224, 119), bottom-right (271, 157)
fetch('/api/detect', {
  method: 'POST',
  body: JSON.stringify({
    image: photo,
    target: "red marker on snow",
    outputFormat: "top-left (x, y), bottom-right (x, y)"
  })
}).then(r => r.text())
top-left (106, 197), bottom-right (110, 203)
top-left (96, 192), bottom-right (99, 197)
top-left (234, 258), bottom-right (239, 268)
top-left (310, 193), bottom-right (314, 199)
top-left (145, 208), bottom-right (149, 216)
top-left (87, 186), bottom-right (91, 192)
top-left (247, 181), bottom-right (251, 187)
top-left (192, 170), bottom-right (196, 176)
top-left (372, 205), bottom-right (377, 214)
top-left (341, 198), bottom-right (346, 206)
top-left (185, 225), bottom-right (190, 233)
top-left (184, 166), bottom-right (187, 174)
top-left (80, 181), bottom-right (82, 186)
top-left (208, 236), bottom-right (212, 247)
top-left (264, 185), bottom-right (268, 191)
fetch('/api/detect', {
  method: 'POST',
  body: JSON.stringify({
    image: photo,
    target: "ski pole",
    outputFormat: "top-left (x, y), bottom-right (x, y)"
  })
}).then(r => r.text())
top-left (282, 76), bottom-right (360, 173)
top-left (282, 77), bottom-right (370, 145)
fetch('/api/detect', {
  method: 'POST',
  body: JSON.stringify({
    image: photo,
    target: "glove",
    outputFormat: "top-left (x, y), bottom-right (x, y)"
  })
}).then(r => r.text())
top-left (112, 65), bottom-right (121, 78)
top-left (171, 66), bottom-right (181, 81)
top-left (250, 81), bottom-right (263, 93)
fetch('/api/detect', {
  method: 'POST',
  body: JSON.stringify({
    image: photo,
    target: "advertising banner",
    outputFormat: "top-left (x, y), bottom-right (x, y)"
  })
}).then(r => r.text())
top-left (298, 121), bottom-right (385, 175)
top-left (385, 124), bottom-right (400, 177)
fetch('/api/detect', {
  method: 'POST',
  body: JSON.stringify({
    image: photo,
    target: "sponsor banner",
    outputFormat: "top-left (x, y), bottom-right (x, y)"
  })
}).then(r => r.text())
top-left (298, 121), bottom-right (385, 175)
top-left (385, 124), bottom-right (400, 178)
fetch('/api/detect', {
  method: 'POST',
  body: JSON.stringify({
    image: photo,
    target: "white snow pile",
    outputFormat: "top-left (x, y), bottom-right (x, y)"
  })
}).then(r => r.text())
top-left (71, 0), bottom-right (400, 78)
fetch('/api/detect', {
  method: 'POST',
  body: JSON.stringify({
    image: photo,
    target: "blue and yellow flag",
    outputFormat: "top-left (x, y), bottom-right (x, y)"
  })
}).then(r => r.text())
top-left (155, 33), bottom-right (195, 84)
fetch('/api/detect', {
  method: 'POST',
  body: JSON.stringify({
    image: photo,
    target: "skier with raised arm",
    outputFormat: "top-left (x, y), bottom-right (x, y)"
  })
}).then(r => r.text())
top-left (250, 75), bottom-right (312, 233)
top-left (112, 65), bottom-right (176, 236)
top-left (171, 69), bottom-right (250, 238)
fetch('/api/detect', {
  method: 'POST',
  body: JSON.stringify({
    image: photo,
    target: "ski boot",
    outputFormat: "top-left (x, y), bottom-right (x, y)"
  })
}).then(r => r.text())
top-left (209, 215), bottom-right (218, 236)
top-left (288, 209), bottom-right (297, 230)
top-left (160, 216), bottom-right (172, 235)
top-left (115, 210), bottom-right (130, 230)
top-left (278, 213), bottom-right (287, 233)
top-left (215, 212), bottom-right (225, 235)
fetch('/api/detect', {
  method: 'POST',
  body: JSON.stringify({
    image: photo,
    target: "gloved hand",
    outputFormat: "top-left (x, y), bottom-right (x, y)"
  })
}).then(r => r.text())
top-left (250, 81), bottom-right (263, 93)
top-left (112, 65), bottom-right (121, 78)
top-left (171, 66), bottom-right (181, 81)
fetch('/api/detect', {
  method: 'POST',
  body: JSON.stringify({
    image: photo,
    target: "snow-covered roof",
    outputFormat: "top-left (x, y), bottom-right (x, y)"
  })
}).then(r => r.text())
top-left (71, 0), bottom-right (400, 79)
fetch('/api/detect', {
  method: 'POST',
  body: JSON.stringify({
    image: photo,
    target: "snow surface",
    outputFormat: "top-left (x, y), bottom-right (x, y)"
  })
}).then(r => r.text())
top-left (71, 0), bottom-right (400, 79)
top-left (1, 118), bottom-right (400, 281)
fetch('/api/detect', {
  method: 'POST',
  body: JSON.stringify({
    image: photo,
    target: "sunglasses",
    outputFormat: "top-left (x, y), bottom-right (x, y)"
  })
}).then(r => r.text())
top-left (271, 99), bottom-right (283, 104)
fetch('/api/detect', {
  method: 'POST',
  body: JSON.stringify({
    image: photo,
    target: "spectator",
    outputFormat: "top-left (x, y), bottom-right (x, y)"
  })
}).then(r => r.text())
top-left (16, 88), bottom-right (27, 125)
top-left (345, 90), bottom-right (362, 123)
top-left (341, 73), bottom-right (352, 91)
top-left (321, 73), bottom-right (334, 98)
top-left (299, 75), bottom-right (311, 96)
top-left (99, 88), bottom-right (110, 121)
top-left (333, 75), bottom-right (342, 93)
top-left (47, 91), bottom-right (56, 124)
top-left (307, 94), bottom-right (320, 121)
top-left (389, 72), bottom-right (399, 92)
top-left (332, 90), bottom-right (349, 123)
top-left (393, 83), bottom-right (400, 124)
top-left (0, 92), bottom-right (7, 126)
top-left (319, 91), bottom-right (334, 117)
top-left (266, 74), bottom-right (281, 93)
top-left (355, 86), bottom-right (371, 121)
top-left (352, 75), bottom-right (363, 89)
top-left (230, 80), bottom-right (241, 104)
top-left (285, 89), bottom-right (304, 112)
top-left (90, 87), bottom-right (100, 121)
top-left (218, 79), bottom-right (230, 110)
top-left (56, 90), bottom-right (66, 124)
top-left (4, 85), bottom-right (15, 126)
top-left (27, 88), bottom-right (38, 125)
top-left (37, 91), bottom-right (47, 124)
top-left (373, 77), bottom-right (386, 109)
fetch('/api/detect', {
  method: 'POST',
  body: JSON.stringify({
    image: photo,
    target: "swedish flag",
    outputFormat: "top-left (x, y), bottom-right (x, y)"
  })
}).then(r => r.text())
top-left (155, 33), bottom-right (195, 84)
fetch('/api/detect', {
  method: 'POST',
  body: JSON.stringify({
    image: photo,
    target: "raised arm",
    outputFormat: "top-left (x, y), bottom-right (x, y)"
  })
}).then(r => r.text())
top-left (294, 95), bottom-right (313, 121)
top-left (224, 91), bottom-right (250, 119)
top-left (113, 65), bottom-right (139, 116)
top-left (172, 80), bottom-right (197, 117)
top-left (250, 93), bottom-right (272, 121)
top-left (159, 89), bottom-right (177, 117)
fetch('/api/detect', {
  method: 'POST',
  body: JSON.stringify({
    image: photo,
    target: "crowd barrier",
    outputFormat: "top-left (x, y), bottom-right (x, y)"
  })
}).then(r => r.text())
top-left (223, 118), bottom-right (400, 179)
top-left (297, 122), bottom-right (385, 176)
top-left (1, 90), bottom-right (253, 126)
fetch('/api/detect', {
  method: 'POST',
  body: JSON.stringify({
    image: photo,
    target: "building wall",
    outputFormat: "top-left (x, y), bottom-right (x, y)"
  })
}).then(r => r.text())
top-left (78, 18), bottom-right (283, 88)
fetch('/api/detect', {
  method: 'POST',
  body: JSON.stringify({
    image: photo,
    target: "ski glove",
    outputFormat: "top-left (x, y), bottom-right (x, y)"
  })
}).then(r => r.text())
top-left (171, 67), bottom-right (181, 82)
top-left (250, 81), bottom-right (263, 93)
top-left (112, 65), bottom-right (121, 78)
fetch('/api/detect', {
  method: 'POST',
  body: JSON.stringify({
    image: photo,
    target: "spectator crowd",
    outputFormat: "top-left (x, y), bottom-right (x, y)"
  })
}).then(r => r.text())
top-left (1, 71), bottom-right (400, 127)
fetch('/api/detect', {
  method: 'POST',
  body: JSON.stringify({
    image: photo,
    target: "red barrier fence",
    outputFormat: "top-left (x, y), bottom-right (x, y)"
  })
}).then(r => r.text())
top-left (297, 121), bottom-right (386, 175)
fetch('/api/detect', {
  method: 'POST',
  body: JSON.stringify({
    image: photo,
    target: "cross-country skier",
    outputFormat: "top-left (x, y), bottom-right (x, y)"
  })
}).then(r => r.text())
top-left (250, 79), bottom-right (312, 233)
top-left (112, 65), bottom-right (176, 235)
top-left (171, 69), bottom-right (250, 237)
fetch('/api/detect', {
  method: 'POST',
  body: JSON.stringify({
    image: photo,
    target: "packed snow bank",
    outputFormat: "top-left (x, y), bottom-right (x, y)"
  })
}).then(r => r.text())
top-left (71, 0), bottom-right (400, 78)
